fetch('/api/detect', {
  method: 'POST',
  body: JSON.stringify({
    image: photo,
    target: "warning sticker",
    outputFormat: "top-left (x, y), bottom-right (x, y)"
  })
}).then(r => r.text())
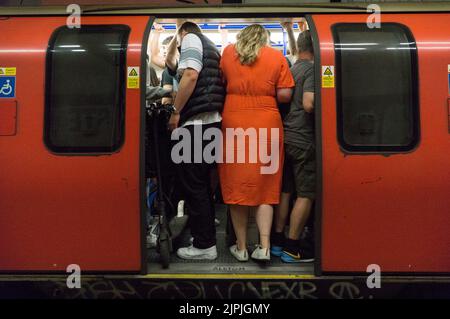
top-left (0, 67), bottom-right (16, 76)
top-left (127, 66), bottom-right (140, 89)
top-left (322, 65), bottom-right (335, 88)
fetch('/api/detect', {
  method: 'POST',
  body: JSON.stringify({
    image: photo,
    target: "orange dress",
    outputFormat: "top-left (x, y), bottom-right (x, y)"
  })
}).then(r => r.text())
top-left (218, 45), bottom-right (295, 206)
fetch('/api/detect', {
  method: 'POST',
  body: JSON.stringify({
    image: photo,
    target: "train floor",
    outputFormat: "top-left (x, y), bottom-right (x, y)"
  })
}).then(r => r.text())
top-left (147, 204), bottom-right (314, 275)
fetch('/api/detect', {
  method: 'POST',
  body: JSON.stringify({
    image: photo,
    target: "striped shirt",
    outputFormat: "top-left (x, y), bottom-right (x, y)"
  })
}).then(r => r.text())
top-left (179, 33), bottom-right (203, 74)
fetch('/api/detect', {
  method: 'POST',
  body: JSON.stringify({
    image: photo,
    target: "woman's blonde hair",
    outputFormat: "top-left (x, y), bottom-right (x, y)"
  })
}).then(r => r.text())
top-left (235, 24), bottom-right (269, 65)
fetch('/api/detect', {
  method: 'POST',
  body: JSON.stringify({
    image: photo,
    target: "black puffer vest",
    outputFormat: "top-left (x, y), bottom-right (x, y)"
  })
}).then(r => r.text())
top-left (180, 32), bottom-right (225, 124)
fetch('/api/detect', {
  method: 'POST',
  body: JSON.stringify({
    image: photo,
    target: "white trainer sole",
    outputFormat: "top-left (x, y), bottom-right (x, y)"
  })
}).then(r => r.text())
top-left (176, 253), bottom-right (218, 260)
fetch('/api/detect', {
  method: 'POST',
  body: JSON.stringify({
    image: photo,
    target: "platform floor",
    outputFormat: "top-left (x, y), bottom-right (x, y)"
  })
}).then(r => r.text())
top-left (147, 204), bottom-right (314, 275)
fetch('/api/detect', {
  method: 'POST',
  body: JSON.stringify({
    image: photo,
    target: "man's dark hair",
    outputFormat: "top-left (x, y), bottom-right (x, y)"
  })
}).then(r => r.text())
top-left (297, 30), bottom-right (313, 54)
top-left (162, 36), bottom-right (174, 45)
top-left (179, 21), bottom-right (202, 34)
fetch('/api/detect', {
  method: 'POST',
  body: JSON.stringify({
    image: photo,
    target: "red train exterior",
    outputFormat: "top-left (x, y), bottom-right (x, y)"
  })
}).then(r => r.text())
top-left (314, 13), bottom-right (450, 274)
top-left (0, 7), bottom-right (449, 275)
top-left (0, 16), bottom-right (150, 272)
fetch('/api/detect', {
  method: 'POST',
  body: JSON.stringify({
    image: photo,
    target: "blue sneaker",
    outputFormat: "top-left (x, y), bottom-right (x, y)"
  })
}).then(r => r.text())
top-left (281, 250), bottom-right (314, 263)
top-left (270, 245), bottom-right (283, 257)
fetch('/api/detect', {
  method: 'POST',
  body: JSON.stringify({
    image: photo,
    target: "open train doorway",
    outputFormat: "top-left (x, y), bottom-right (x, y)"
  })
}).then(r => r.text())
top-left (144, 17), bottom-right (316, 276)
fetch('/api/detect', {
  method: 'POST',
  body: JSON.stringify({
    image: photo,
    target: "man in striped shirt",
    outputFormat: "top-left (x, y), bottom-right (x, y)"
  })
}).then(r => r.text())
top-left (166, 22), bottom-right (225, 260)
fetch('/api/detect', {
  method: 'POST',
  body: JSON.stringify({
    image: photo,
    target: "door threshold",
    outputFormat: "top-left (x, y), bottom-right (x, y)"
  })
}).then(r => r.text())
top-left (147, 261), bottom-right (314, 278)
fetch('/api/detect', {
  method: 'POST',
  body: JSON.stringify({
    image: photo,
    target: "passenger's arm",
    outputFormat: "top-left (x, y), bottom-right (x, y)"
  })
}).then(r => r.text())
top-left (168, 68), bottom-right (199, 131)
top-left (219, 24), bottom-right (228, 55)
top-left (165, 21), bottom-right (185, 72)
top-left (276, 88), bottom-right (293, 104)
top-left (281, 22), bottom-right (297, 56)
top-left (165, 33), bottom-right (179, 73)
top-left (275, 54), bottom-right (294, 104)
top-left (150, 23), bottom-right (165, 69)
top-left (303, 92), bottom-right (314, 113)
top-left (302, 65), bottom-right (315, 113)
top-left (145, 86), bottom-right (172, 101)
top-left (161, 84), bottom-right (173, 105)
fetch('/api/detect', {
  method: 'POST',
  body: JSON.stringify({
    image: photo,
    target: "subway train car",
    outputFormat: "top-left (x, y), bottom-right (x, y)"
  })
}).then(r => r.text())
top-left (0, 3), bottom-right (449, 282)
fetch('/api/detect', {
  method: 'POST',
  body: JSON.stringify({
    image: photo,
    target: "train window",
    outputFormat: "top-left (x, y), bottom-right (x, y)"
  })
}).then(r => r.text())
top-left (333, 23), bottom-right (419, 152)
top-left (44, 25), bottom-right (130, 153)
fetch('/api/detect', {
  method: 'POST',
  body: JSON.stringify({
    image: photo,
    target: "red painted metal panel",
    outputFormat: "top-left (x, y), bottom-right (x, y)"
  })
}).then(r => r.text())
top-left (447, 98), bottom-right (450, 133)
top-left (313, 13), bottom-right (450, 273)
top-left (0, 100), bottom-right (17, 136)
top-left (0, 16), bottom-right (150, 271)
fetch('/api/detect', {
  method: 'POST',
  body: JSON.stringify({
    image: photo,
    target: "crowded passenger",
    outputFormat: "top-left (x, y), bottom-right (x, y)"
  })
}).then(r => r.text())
top-left (159, 40), bottom-right (176, 106)
top-left (272, 30), bottom-right (316, 263)
top-left (218, 24), bottom-right (294, 262)
top-left (165, 22), bottom-right (225, 260)
top-left (150, 23), bottom-right (176, 70)
top-left (146, 21), bottom-right (315, 264)
top-left (281, 22), bottom-right (298, 66)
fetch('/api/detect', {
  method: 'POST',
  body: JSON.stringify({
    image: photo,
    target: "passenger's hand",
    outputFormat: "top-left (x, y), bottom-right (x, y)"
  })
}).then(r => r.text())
top-left (168, 113), bottom-right (180, 131)
top-left (281, 22), bottom-right (294, 30)
top-left (298, 18), bottom-right (308, 32)
top-left (153, 23), bottom-right (164, 33)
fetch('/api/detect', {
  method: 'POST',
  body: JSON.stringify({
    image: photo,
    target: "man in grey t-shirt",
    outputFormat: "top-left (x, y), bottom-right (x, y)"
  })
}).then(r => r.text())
top-left (272, 31), bottom-right (316, 263)
top-left (283, 59), bottom-right (315, 148)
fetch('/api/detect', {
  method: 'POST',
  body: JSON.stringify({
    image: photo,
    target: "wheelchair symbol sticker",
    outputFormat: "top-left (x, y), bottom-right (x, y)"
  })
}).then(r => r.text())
top-left (0, 76), bottom-right (15, 98)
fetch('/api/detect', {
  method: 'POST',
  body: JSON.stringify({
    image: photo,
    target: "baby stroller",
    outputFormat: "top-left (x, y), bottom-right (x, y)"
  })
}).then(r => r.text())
top-left (145, 101), bottom-right (188, 268)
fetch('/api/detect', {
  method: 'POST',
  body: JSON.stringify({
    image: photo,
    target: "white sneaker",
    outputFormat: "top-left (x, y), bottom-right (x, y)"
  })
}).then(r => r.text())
top-left (251, 245), bottom-right (270, 261)
top-left (177, 245), bottom-right (218, 260)
top-left (229, 244), bottom-right (248, 262)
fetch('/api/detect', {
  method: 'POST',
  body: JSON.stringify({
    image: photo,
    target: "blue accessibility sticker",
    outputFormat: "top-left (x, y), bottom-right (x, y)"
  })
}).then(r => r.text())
top-left (0, 76), bottom-right (15, 98)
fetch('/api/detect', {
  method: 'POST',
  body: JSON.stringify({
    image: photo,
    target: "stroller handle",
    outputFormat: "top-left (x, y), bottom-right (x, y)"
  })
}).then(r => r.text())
top-left (146, 101), bottom-right (176, 119)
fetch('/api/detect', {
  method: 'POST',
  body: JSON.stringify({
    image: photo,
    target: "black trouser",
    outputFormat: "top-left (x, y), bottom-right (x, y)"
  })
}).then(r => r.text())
top-left (174, 122), bottom-right (220, 249)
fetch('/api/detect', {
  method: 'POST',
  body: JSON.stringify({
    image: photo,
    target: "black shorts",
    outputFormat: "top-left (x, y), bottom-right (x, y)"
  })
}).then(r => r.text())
top-left (281, 143), bottom-right (316, 200)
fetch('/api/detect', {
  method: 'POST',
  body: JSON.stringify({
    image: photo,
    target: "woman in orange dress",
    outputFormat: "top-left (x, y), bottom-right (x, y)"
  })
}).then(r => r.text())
top-left (218, 24), bottom-right (294, 261)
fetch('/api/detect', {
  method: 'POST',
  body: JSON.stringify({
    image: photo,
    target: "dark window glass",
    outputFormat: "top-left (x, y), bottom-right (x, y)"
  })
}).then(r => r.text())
top-left (333, 23), bottom-right (419, 152)
top-left (45, 25), bottom-right (130, 153)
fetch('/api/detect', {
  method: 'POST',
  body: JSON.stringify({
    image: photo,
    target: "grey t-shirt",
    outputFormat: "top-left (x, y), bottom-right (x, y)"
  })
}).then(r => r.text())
top-left (283, 59), bottom-right (315, 147)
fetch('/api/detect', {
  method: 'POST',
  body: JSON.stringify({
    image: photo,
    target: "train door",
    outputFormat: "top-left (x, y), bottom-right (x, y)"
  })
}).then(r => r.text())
top-left (145, 19), bottom-right (316, 276)
top-left (0, 15), bottom-right (154, 272)
top-left (311, 14), bottom-right (450, 274)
